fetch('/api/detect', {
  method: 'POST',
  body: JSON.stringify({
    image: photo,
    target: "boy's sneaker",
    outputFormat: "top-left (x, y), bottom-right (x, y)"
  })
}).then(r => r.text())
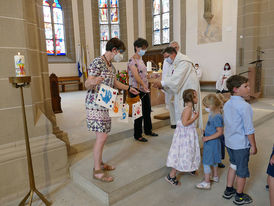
top-left (196, 181), bottom-right (211, 190)
top-left (233, 193), bottom-right (253, 205)
top-left (223, 187), bottom-right (236, 199)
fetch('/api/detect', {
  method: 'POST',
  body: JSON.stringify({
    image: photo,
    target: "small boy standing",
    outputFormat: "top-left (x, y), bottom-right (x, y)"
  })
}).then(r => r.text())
top-left (222, 75), bottom-right (257, 205)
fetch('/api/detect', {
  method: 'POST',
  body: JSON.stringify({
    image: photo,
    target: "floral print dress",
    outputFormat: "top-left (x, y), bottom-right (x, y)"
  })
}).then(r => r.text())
top-left (166, 110), bottom-right (201, 172)
top-left (85, 57), bottom-right (116, 133)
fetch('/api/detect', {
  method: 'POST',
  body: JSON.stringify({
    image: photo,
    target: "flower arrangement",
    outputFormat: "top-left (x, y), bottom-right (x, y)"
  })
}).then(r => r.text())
top-left (116, 71), bottom-right (128, 84)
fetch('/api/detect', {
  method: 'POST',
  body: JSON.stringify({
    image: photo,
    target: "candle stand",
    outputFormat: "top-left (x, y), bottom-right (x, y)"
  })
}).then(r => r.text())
top-left (9, 76), bottom-right (51, 206)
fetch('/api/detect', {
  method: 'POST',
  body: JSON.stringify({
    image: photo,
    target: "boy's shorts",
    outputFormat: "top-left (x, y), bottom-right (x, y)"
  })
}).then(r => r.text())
top-left (267, 148), bottom-right (274, 178)
top-left (227, 147), bottom-right (250, 178)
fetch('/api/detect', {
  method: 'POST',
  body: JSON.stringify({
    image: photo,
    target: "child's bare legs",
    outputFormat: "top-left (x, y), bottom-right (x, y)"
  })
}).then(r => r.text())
top-left (213, 166), bottom-right (218, 179)
top-left (236, 176), bottom-right (246, 194)
top-left (267, 175), bottom-right (274, 206)
top-left (170, 168), bottom-right (177, 178)
top-left (204, 164), bottom-right (211, 182)
top-left (227, 166), bottom-right (236, 187)
top-left (204, 173), bottom-right (210, 183)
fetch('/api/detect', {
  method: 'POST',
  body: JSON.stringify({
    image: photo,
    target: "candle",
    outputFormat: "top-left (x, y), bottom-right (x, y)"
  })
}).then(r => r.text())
top-left (14, 52), bottom-right (26, 76)
top-left (147, 61), bottom-right (152, 71)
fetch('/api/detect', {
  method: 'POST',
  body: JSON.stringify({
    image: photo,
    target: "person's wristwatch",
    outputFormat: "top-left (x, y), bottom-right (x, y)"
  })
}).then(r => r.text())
top-left (128, 85), bottom-right (131, 92)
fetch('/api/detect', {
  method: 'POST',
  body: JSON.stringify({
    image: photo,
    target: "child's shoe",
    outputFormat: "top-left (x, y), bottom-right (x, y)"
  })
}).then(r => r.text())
top-left (165, 174), bottom-right (181, 186)
top-left (218, 163), bottom-right (225, 168)
top-left (211, 176), bottom-right (219, 183)
top-left (196, 181), bottom-right (210, 189)
top-left (223, 187), bottom-right (236, 199)
top-left (233, 193), bottom-right (253, 205)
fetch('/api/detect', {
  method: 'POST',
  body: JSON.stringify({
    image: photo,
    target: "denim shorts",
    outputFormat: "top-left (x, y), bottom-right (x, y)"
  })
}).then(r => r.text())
top-left (267, 148), bottom-right (274, 178)
top-left (227, 147), bottom-right (250, 178)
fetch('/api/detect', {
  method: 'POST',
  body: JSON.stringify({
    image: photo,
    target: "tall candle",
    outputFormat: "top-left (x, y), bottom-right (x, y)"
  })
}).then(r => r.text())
top-left (147, 61), bottom-right (152, 71)
top-left (14, 52), bottom-right (26, 76)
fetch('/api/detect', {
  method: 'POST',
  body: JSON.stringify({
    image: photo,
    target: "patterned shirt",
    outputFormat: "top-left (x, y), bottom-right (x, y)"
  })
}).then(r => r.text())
top-left (127, 57), bottom-right (148, 93)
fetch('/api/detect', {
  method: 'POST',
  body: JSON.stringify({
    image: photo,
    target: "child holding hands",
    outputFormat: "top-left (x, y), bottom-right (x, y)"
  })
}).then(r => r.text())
top-left (196, 94), bottom-right (224, 189)
top-left (165, 89), bottom-right (201, 185)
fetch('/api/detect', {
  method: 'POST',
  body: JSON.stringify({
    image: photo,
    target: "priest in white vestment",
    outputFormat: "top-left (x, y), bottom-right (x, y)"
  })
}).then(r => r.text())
top-left (162, 41), bottom-right (181, 128)
top-left (153, 47), bottom-right (203, 129)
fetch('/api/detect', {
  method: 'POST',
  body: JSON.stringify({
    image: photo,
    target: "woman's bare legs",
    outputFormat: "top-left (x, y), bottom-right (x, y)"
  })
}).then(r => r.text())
top-left (93, 132), bottom-right (113, 181)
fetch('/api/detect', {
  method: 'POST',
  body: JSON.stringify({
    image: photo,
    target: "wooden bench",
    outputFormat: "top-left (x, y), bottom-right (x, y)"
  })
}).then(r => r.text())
top-left (57, 76), bottom-right (83, 92)
top-left (200, 81), bottom-right (216, 86)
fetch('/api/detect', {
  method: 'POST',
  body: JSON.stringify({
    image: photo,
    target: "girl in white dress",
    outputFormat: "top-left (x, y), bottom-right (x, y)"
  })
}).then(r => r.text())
top-left (165, 89), bottom-right (201, 185)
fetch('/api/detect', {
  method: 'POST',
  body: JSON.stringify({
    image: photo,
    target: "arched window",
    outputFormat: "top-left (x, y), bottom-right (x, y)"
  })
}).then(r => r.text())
top-left (152, 0), bottom-right (170, 45)
top-left (98, 0), bottom-right (120, 55)
top-left (43, 0), bottom-right (66, 56)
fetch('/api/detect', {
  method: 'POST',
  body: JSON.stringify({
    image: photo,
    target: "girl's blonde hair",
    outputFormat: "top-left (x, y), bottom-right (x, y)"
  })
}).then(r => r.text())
top-left (183, 89), bottom-right (196, 111)
top-left (202, 94), bottom-right (222, 112)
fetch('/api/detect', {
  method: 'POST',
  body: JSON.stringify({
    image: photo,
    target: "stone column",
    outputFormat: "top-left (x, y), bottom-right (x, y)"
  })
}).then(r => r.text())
top-left (138, 0), bottom-right (146, 39)
top-left (126, 0), bottom-right (135, 58)
top-left (173, 0), bottom-right (181, 44)
top-left (237, 0), bottom-right (274, 97)
top-left (0, 0), bottom-right (68, 202)
top-left (83, 0), bottom-right (95, 64)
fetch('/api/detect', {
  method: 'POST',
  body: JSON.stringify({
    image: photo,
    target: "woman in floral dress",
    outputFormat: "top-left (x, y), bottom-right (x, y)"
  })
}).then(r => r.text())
top-left (85, 38), bottom-right (138, 182)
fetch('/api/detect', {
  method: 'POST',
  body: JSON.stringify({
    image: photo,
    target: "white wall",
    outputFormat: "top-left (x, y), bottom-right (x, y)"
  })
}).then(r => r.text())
top-left (48, 63), bottom-right (78, 76)
top-left (186, 0), bottom-right (238, 81)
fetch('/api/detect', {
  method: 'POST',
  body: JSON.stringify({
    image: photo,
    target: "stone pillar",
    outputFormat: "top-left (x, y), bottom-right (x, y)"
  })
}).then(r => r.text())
top-left (83, 0), bottom-right (95, 64)
top-left (237, 0), bottom-right (274, 97)
top-left (138, 0), bottom-right (146, 39)
top-left (173, 0), bottom-right (181, 44)
top-left (126, 0), bottom-right (135, 58)
top-left (0, 0), bottom-right (68, 202)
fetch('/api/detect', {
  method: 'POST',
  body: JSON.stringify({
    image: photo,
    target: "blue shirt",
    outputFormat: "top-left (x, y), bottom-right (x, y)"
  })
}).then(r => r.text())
top-left (205, 113), bottom-right (223, 137)
top-left (224, 96), bottom-right (255, 150)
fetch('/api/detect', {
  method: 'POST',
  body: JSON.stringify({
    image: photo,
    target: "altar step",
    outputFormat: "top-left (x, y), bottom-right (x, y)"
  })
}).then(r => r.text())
top-left (69, 118), bottom-right (170, 155)
top-left (70, 126), bottom-right (173, 206)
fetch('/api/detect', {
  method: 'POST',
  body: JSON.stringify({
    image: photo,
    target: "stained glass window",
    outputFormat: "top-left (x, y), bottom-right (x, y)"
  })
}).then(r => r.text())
top-left (43, 0), bottom-right (66, 56)
top-left (153, 0), bottom-right (170, 45)
top-left (98, 0), bottom-right (120, 55)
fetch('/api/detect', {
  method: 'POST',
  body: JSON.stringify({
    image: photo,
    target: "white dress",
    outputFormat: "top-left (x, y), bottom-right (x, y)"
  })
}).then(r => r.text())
top-left (166, 113), bottom-right (201, 172)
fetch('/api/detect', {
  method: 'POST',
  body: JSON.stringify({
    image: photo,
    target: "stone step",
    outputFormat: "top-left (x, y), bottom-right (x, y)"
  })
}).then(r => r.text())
top-left (70, 126), bottom-right (173, 206)
top-left (69, 118), bottom-right (170, 155)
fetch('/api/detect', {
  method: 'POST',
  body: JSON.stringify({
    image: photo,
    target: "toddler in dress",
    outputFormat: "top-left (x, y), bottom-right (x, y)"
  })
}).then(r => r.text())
top-left (165, 89), bottom-right (201, 185)
top-left (196, 94), bottom-right (224, 189)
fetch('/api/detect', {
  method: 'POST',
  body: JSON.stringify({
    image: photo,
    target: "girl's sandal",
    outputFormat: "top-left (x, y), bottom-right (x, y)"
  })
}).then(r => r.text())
top-left (101, 162), bottom-right (115, 171)
top-left (165, 174), bottom-right (181, 186)
top-left (93, 169), bottom-right (114, 182)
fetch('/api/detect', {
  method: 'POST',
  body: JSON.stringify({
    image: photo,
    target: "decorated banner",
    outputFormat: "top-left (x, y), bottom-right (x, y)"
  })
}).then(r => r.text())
top-left (95, 84), bottom-right (118, 109)
top-left (118, 104), bottom-right (129, 123)
top-left (132, 101), bottom-right (142, 120)
top-left (109, 95), bottom-right (123, 117)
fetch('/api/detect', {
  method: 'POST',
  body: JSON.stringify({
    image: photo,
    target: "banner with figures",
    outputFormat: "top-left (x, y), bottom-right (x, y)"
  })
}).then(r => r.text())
top-left (109, 95), bottom-right (123, 117)
top-left (95, 84), bottom-right (118, 109)
top-left (118, 104), bottom-right (129, 123)
top-left (132, 101), bottom-right (142, 120)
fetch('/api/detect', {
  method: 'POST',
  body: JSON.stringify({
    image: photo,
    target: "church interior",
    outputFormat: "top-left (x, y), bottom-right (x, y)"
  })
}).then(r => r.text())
top-left (1, 0), bottom-right (274, 205)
